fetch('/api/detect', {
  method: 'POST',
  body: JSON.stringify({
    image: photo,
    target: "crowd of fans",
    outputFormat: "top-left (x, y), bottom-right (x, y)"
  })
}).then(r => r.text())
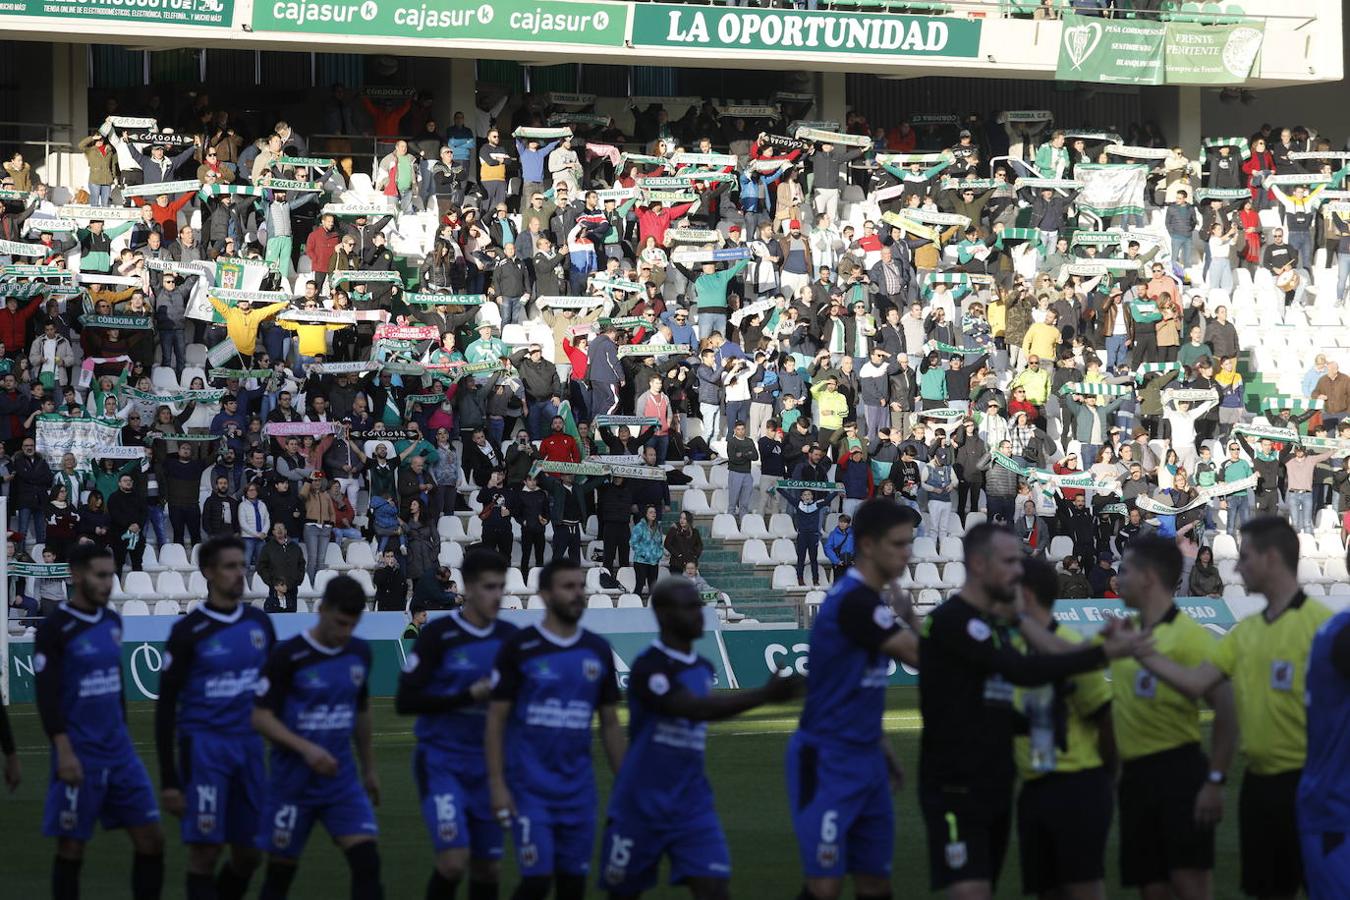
top-left (1, 85), bottom-right (1348, 621)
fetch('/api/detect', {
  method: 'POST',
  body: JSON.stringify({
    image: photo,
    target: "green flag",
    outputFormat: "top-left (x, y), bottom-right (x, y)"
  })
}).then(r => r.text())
top-left (558, 400), bottom-right (586, 460)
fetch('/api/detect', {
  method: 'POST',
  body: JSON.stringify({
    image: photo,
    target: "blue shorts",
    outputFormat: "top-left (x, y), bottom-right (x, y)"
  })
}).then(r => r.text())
top-left (785, 731), bottom-right (893, 879)
top-left (180, 732), bottom-right (265, 846)
top-left (413, 745), bottom-right (503, 859)
top-left (43, 756), bottom-right (160, 841)
top-left (258, 770), bottom-right (378, 859)
top-left (598, 809), bottom-right (731, 893)
top-left (511, 792), bottom-right (595, 878)
top-left (1301, 830), bottom-right (1350, 899)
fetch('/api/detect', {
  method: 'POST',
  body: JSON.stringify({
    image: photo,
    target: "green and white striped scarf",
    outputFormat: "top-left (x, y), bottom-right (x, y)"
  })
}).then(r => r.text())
top-left (1198, 137), bottom-right (1251, 164)
top-left (1134, 362), bottom-right (1183, 382)
top-left (1061, 381), bottom-right (1133, 397)
top-left (1262, 396), bottom-right (1324, 413)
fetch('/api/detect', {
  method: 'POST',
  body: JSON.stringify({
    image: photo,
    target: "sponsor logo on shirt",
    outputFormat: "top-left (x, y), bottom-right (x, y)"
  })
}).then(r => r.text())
top-left (203, 667), bottom-right (260, 699)
top-left (524, 699), bottom-right (593, 730)
top-left (77, 666), bottom-right (123, 699)
top-left (295, 703), bottom-right (355, 732)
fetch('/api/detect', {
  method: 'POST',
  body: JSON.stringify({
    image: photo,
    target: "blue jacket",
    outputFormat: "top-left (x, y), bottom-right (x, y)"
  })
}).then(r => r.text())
top-left (823, 526), bottom-right (854, 565)
top-left (516, 139), bottom-right (560, 183)
top-left (589, 334), bottom-right (623, 385)
top-left (838, 459), bottom-right (872, 500)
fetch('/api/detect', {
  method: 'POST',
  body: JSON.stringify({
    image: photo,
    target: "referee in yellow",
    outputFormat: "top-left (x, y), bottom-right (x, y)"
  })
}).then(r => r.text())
top-left (1134, 517), bottom-right (1329, 900)
top-left (1013, 557), bottom-right (1117, 899)
top-left (1113, 534), bottom-right (1238, 900)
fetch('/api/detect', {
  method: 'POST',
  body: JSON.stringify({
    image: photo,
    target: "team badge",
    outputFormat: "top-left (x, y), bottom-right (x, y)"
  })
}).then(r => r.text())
top-left (1271, 660), bottom-right (1295, 691)
top-left (350, 665), bottom-right (366, 686)
top-left (519, 844), bottom-right (538, 867)
top-left (111, 627), bottom-right (121, 644)
top-left (945, 840), bottom-right (968, 869)
top-left (605, 866), bottom-right (625, 886)
top-left (438, 821), bottom-right (458, 842)
top-left (272, 828), bottom-right (291, 850)
top-left (1134, 669), bottom-right (1157, 699)
top-left (816, 843), bottom-right (838, 867)
top-left (648, 673), bottom-right (670, 696)
top-left (59, 810), bottom-right (78, 831)
top-left (583, 659), bottom-right (601, 682)
top-left (250, 629), bottom-right (267, 650)
top-left (197, 814), bottom-right (217, 834)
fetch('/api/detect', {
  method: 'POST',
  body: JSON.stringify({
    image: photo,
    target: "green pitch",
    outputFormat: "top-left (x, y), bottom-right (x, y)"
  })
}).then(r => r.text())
top-left (0, 690), bottom-right (1241, 897)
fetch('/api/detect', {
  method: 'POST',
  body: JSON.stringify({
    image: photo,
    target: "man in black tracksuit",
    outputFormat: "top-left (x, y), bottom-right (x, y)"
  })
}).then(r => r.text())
top-left (918, 524), bottom-right (1139, 894)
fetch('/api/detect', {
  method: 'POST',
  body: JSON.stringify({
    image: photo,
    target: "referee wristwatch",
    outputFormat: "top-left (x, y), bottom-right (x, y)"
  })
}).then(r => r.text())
top-left (1207, 770), bottom-right (1228, 786)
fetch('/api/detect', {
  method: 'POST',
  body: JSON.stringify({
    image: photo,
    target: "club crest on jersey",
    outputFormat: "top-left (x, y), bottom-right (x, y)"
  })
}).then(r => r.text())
top-left (583, 658), bottom-right (602, 682)
top-left (816, 843), bottom-right (839, 867)
top-left (1134, 669), bottom-right (1157, 699)
top-left (1271, 660), bottom-right (1295, 691)
top-left (111, 627), bottom-right (121, 644)
top-left (519, 844), bottom-right (539, 867)
top-left (438, 820), bottom-right (458, 842)
top-left (350, 665), bottom-right (366, 687)
top-left (605, 865), bottom-right (626, 886)
top-left (272, 828), bottom-right (291, 849)
top-left (59, 810), bottom-right (78, 831)
top-left (945, 840), bottom-right (968, 869)
top-left (197, 813), bottom-right (217, 834)
top-left (250, 629), bottom-right (267, 650)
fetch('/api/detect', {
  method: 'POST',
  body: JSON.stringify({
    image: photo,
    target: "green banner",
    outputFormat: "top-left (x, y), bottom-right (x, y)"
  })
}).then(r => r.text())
top-left (722, 629), bottom-right (917, 687)
top-left (632, 7), bottom-right (981, 58)
top-left (1057, 14), bottom-right (1264, 86)
top-left (4, 0), bottom-right (232, 26)
top-left (1163, 22), bottom-right (1264, 85)
top-left (1057, 15), bottom-right (1166, 85)
top-left (254, 0), bottom-right (627, 46)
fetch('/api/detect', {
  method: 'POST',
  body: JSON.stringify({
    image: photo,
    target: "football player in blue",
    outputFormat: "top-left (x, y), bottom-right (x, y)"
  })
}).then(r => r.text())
top-left (156, 536), bottom-right (276, 900)
top-left (252, 574), bottom-right (384, 899)
top-left (397, 547), bottom-right (518, 900)
top-left (600, 575), bottom-right (804, 899)
top-left (1299, 544), bottom-right (1350, 897)
top-left (35, 542), bottom-right (166, 899)
top-left (787, 499), bottom-right (923, 900)
top-left (485, 558), bottom-right (627, 900)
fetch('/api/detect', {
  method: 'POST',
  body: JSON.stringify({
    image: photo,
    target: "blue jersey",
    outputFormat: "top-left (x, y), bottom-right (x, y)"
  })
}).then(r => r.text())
top-left (255, 632), bottom-right (372, 787)
top-left (491, 624), bottom-right (619, 810)
top-left (1299, 611), bottom-right (1350, 832)
top-left (609, 642), bottom-right (717, 822)
top-left (401, 611), bottom-right (518, 761)
top-left (797, 569), bottom-right (901, 748)
top-left (33, 603), bottom-right (134, 768)
top-left (156, 603), bottom-right (275, 789)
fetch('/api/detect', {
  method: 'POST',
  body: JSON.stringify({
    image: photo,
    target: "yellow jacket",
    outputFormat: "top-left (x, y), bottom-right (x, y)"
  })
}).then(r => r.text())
top-left (1021, 321), bottom-right (1061, 361)
top-left (208, 297), bottom-right (288, 355)
top-left (279, 319), bottom-right (348, 358)
top-left (810, 380), bottom-right (850, 431)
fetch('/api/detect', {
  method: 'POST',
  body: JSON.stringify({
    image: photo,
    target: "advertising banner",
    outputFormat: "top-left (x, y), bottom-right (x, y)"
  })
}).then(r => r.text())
top-left (1163, 21), bottom-right (1264, 84)
top-left (631, 7), bottom-right (981, 58)
top-left (253, 0), bottom-right (627, 47)
top-left (2, 0), bottom-right (232, 27)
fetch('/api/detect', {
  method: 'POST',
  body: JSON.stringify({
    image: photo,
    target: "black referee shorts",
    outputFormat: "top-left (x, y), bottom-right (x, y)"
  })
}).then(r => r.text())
top-left (1239, 769), bottom-right (1303, 898)
top-left (1017, 767), bottom-right (1114, 895)
top-left (920, 788), bottom-right (1013, 892)
top-left (1119, 743), bottom-right (1215, 887)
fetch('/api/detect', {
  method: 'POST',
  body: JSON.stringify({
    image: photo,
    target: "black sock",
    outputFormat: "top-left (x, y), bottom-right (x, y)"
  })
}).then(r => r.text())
top-left (510, 876), bottom-right (552, 900)
top-left (52, 856), bottom-right (82, 900)
top-left (132, 853), bottom-right (164, 900)
top-left (555, 873), bottom-right (586, 900)
top-left (856, 893), bottom-right (893, 900)
top-left (187, 871), bottom-right (218, 900)
top-left (258, 862), bottom-right (298, 900)
top-left (345, 841), bottom-right (384, 900)
top-left (426, 869), bottom-right (460, 899)
top-left (467, 880), bottom-right (497, 900)
top-left (216, 863), bottom-right (253, 900)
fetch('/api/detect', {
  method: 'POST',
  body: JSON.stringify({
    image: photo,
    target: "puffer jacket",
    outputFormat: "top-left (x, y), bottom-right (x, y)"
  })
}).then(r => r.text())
top-left (978, 450), bottom-right (1021, 497)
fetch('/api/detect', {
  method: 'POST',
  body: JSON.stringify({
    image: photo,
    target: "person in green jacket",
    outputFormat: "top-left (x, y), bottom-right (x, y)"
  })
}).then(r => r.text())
top-left (76, 219), bottom-right (135, 275)
top-left (1034, 130), bottom-right (1070, 179)
top-left (674, 257), bottom-right (748, 339)
top-left (918, 349), bottom-right (949, 408)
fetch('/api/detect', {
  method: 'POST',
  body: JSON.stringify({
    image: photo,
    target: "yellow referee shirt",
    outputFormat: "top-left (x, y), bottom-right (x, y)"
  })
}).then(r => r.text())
top-left (1111, 606), bottom-right (1216, 761)
top-left (1015, 625), bottom-right (1114, 779)
top-left (1212, 592), bottom-right (1333, 776)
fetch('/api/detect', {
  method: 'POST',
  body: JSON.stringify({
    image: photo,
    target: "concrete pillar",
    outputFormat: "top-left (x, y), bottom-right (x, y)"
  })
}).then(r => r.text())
top-left (48, 43), bottom-right (89, 194)
top-left (818, 71), bottom-right (847, 126)
top-left (1175, 86), bottom-right (1201, 155)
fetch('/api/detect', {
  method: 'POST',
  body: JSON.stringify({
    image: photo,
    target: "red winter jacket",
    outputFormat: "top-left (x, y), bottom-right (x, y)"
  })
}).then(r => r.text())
top-left (305, 226), bottom-right (342, 273)
top-left (0, 298), bottom-right (40, 351)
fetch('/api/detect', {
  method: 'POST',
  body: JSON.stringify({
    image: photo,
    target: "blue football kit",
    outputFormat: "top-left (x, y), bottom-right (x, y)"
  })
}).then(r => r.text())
top-left (491, 624), bottom-right (619, 877)
top-left (254, 631), bottom-right (377, 858)
top-left (600, 641), bottom-right (731, 894)
top-left (398, 610), bottom-right (518, 858)
top-left (1298, 610), bottom-right (1350, 897)
top-left (156, 602), bottom-right (276, 845)
top-left (35, 602), bottom-right (161, 841)
top-left (786, 570), bottom-right (902, 879)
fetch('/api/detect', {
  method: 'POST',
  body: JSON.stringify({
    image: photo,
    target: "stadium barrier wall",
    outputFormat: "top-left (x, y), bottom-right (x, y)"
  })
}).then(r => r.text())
top-left (3, 599), bottom-right (1239, 701)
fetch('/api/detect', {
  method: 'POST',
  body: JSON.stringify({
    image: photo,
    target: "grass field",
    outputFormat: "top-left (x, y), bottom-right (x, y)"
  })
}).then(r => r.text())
top-left (0, 689), bottom-right (1243, 898)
